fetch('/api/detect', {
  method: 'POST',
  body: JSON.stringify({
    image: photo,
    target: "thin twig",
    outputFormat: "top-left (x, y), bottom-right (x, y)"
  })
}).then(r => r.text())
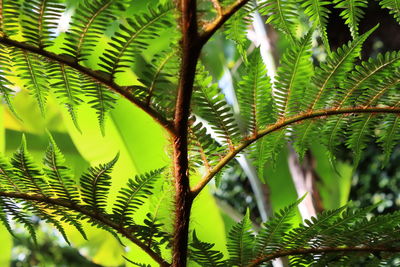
top-left (210, 0), bottom-right (223, 15)
top-left (0, 37), bottom-right (175, 135)
top-left (200, 0), bottom-right (252, 44)
top-left (0, 191), bottom-right (170, 267)
top-left (191, 106), bottom-right (400, 197)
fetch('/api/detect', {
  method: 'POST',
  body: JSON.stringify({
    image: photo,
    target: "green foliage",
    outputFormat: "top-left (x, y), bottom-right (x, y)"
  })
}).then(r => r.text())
top-left (0, 0), bottom-right (399, 266)
top-left (0, 135), bottom-right (168, 254)
top-left (189, 199), bottom-right (400, 266)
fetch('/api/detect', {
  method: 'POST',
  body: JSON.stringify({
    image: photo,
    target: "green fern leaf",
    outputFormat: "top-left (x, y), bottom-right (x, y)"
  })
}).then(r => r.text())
top-left (274, 32), bottom-right (313, 119)
top-left (304, 25), bottom-right (377, 111)
top-left (321, 114), bottom-right (349, 161)
top-left (300, 0), bottom-right (331, 52)
top-left (99, 4), bottom-right (174, 76)
top-left (80, 154), bottom-right (119, 211)
top-left (378, 114), bottom-right (400, 165)
top-left (334, 0), bottom-right (368, 38)
top-left (27, 204), bottom-right (71, 245)
top-left (62, 0), bottom-right (127, 59)
top-left (224, 2), bottom-right (253, 60)
top-left (133, 49), bottom-right (179, 119)
top-left (0, 0), bottom-right (21, 36)
top-left (55, 209), bottom-right (87, 240)
top-left (334, 51), bottom-right (400, 108)
top-left (251, 129), bottom-right (287, 174)
top-left (346, 114), bottom-right (377, 165)
top-left (193, 68), bottom-right (241, 149)
top-left (227, 210), bottom-right (254, 266)
top-left (113, 168), bottom-right (164, 224)
top-left (190, 230), bottom-right (227, 267)
top-left (259, 0), bottom-right (298, 43)
top-left (12, 50), bottom-right (49, 116)
top-left (134, 212), bottom-right (171, 255)
top-left (293, 120), bottom-right (322, 158)
top-left (83, 79), bottom-right (117, 136)
top-left (357, 70), bottom-right (400, 106)
top-left (379, 0), bottom-right (400, 24)
top-left (48, 63), bottom-right (84, 131)
top-left (11, 135), bottom-right (49, 195)
top-left (43, 133), bottom-right (80, 202)
top-left (189, 120), bottom-right (227, 171)
top-left (254, 195), bottom-right (305, 256)
top-left (237, 50), bottom-right (274, 135)
top-left (0, 197), bottom-right (37, 243)
top-left (284, 206), bottom-right (346, 249)
top-left (0, 156), bottom-right (20, 192)
top-left (0, 45), bottom-right (19, 118)
top-left (0, 207), bottom-right (14, 238)
top-left (20, 0), bottom-right (65, 48)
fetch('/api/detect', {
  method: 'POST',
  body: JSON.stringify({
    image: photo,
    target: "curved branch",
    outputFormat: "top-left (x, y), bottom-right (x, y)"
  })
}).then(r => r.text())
top-left (247, 246), bottom-right (400, 267)
top-left (0, 191), bottom-right (170, 267)
top-left (191, 106), bottom-right (400, 197)
top-left (0, 37), bottom-right (175, 135)
top-left (200, 0), bottom-right (251, 44)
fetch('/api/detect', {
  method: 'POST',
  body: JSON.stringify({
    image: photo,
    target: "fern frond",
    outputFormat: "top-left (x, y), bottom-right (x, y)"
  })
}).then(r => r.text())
top-left (43, 133), bottom-right (79, 202)
top-left (321, 114), bottom-right (349, 160)
top-left (346, 114), bottom-right (377, 165)
top-left (248, 201), bottom-right (400, 266)
top-left (193, 68), bottom-right (241, 149)
top-left (254, 195), bottom-right (305, 256)
top-left (190, 230), bottom-right (227, 267)
top-left (189, 119), bottom-right (227, 171)
top-left (251, 129), bottom-right (287, 175)
top-left (99, 4), bottom-right (174, 76)
top-left (83, 78), bottom-right (118, 136)
top-left (80, 153), bottom-right (119, 211)
top-left (300, 0), bottom-right (331, 52)
top-left (334, 51), bottom-right (400, 108)
top-left (304, 25), bottom-right (377, 111)
top-left (0, 45), bottom-right (18, 118)
top-left (283, 206), bottom-right (347, 249)
top-left (62, 0), bottom-right (127, 60)
top-left (11, 135), bottom-right (49, 195)
top-left (0, 156), bottom-right (20, 192)
top-left (357, 70), bottom-right (400, 106)
top-left (274, 32), bottom-right (313, 119)
top-left (134, 212), bottom-right (171, 255)
top-left (48, 63), bottom-right (84, 131)
top-left (224, 2), bottom-right (253, 59)
top-left (293, 119), bottom-right (322, 158)
top-left (227, 210), bottom-right (254, 266)
top-left (12, 49), bottom-right (49, 116)
top-left (0, 197), bottom-right (37, 243)
top-left (378, 114), bottom-right (400, 165)
top-left (112, 168), bottom-right (164, 224)
top-left (259, 0), bottom-right (298, 43)
top-left (379, 0), bottom-right (400, 24)
top-left (133, 49), bottom-right (179, 119)
top-left (20, 0), bottom-right (65, 48)
top-left (0, 0), bottom-right (21, 36)
top-left (334, 0), bottom-right (368, 38)
top-left (237, 50), bottom-right (274, 135)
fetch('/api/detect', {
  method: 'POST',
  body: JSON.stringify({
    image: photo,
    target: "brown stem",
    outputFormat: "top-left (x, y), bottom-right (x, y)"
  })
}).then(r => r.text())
top-left (191, 106), bottom-right (400, 197)
top-left (0, 191), bottom-right (170, 266)
top-left (0, 37), bottom-right (175, 134)
top-left (200, 0), bottom-right (251, 44)
top-left (247, 246), bottom-right (400, 267)
top-left (172, 0), bottom-right (200, 266)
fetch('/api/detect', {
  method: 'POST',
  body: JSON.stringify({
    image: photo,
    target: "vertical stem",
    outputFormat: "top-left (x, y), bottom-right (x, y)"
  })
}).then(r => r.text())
top-left (173, 0), bottom-right (200, 266)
